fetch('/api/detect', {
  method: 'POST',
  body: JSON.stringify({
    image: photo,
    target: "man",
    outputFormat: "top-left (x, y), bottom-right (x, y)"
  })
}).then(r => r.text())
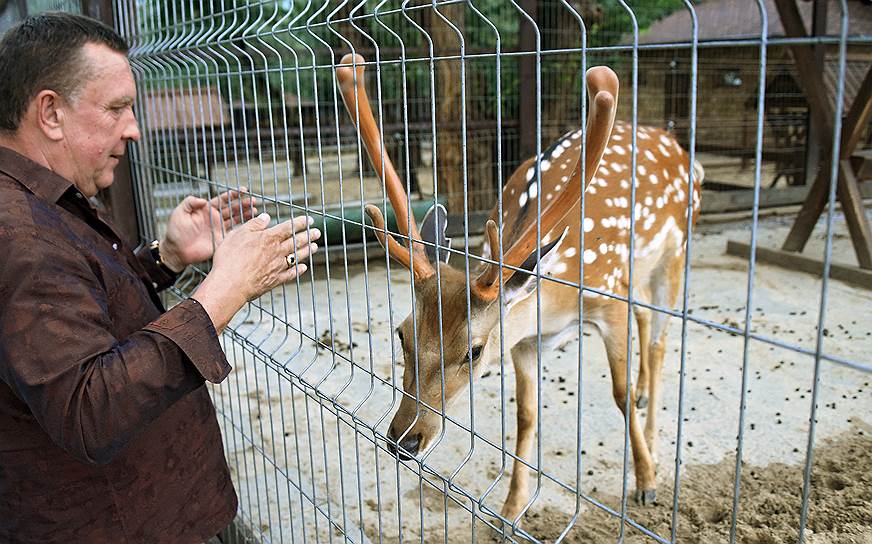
top-left (0, 12), bottom-right (320, 543)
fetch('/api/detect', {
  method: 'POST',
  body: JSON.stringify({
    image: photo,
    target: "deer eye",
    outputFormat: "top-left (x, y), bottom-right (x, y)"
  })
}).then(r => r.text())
top-left (466, 345), bottom-right (483, 363)
top-left (396, 328), bottom-right (404, 346)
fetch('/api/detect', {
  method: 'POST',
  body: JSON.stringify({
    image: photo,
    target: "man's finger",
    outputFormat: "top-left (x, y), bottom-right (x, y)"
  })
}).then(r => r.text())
top-left (220, 197), bottom-right (257, 221)
top-left (246, 212), bottom-right (271, 231)
top-left (280, 263), bottom-right (308, 283)
top-left (268, 215), bottom-right (316, 240)
top-left (182, 196), bottom-right (208, 212)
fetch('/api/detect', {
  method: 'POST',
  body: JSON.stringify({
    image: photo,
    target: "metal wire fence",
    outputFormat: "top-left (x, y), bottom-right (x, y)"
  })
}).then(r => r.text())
top-left (114, 0), bottom-right (872, 542)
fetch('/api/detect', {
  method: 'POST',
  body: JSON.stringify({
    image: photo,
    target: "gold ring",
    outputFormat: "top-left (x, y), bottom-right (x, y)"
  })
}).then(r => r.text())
top-left (285, 253), bottom-right (296, 268)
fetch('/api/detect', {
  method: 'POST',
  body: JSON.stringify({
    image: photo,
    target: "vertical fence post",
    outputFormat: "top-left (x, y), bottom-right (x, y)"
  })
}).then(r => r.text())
top-left (84, 0), bottom-right (141, 245)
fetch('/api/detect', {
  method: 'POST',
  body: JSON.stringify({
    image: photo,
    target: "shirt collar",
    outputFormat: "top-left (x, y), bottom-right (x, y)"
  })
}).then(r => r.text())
top-left (0, 146), bottom-right (76, 203)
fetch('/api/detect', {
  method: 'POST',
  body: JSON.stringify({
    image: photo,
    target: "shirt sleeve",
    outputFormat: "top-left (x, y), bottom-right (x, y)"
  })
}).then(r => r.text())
top-left (0, 231), bottom-right (231, 467)
top-left (133, 241), bottom-right (181, 292)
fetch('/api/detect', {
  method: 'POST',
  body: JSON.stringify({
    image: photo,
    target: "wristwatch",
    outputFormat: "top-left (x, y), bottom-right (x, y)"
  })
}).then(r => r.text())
top-left (148, 239), bottom-right (183, 276)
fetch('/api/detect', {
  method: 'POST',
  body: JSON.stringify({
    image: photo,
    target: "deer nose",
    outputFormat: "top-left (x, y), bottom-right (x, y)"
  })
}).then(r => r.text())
top-left (387, 429), bottom-right (421, 460)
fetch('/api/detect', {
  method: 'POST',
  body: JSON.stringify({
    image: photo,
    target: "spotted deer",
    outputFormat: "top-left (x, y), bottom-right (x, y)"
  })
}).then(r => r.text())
top-left (336, 54), bottom-right (702, 523)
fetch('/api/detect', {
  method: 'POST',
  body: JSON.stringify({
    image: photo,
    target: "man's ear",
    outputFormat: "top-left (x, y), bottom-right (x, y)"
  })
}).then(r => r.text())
top-left (33, 90), bottom-right (65, 141)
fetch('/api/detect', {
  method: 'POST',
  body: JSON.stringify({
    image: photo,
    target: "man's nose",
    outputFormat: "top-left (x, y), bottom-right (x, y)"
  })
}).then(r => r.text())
top-left (124, 116), bottom-right (141, 143)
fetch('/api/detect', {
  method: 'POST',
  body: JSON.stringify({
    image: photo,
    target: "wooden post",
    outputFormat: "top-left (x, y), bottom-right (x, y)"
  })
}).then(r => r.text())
top-left (774, 0), bottom-right (872, 269)
top-left (84, 0), bottom-right (142, 245)
top-left (518, 0), bottom-right (538, 162)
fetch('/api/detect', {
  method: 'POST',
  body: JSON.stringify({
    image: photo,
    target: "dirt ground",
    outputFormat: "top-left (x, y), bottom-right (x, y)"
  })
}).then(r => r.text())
top-left (211, 209), bottom-right (872, 543)
top-left (520, 422), bottom-right (872, 544)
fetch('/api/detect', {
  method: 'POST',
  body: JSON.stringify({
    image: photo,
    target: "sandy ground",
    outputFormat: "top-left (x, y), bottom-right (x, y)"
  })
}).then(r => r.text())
top-left (206, 208), bottom-right (872, 543)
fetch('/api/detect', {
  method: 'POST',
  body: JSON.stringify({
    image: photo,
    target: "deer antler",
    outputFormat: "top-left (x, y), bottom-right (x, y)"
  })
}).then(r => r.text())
top-left (336, 54), bottom-right (435, 282)
top-left (473, 66), bottom-right (619, 301)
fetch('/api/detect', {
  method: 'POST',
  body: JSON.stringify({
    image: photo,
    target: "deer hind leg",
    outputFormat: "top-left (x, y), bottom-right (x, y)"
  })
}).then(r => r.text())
top-left (600, 304), bottom-right (657, 505)
top-left (634, 307), bottom-right (652, 409)
top-left (502, 339), bottom-right (538, 522)
top-left (644, 253), bottom-right (685, 467)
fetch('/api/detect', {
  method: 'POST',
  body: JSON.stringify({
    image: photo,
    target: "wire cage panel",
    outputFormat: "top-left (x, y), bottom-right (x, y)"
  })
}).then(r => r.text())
top-left (113, 0), bottom-right (872, 543)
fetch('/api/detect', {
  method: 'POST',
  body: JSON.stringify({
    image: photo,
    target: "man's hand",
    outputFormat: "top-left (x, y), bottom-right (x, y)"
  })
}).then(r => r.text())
top-left (159, 188), bottom-right (259, 272)
top-left (191, 213), bottom-right (320, 332)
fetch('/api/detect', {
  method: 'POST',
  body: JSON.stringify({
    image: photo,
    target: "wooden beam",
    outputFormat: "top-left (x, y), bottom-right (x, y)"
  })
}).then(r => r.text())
top-left (773, 0), bottom-right (835, 137)
top-left (726, 240), bottom-right (872, 290)
top-left (842, 68), bottom-right (872, 157)
top-left (836, 160), bottom-right (872, 268)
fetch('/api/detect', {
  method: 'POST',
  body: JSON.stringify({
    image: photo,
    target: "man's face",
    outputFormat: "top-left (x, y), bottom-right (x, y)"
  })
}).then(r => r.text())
top-left (59, 43), bottom-right (140, 197)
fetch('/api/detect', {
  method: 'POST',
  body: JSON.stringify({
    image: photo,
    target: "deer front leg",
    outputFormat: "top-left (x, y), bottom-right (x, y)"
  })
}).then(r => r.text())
top-left (502, 340), bottom-right (538, 523)
top-left (601, 309), bottom-right (657, 505)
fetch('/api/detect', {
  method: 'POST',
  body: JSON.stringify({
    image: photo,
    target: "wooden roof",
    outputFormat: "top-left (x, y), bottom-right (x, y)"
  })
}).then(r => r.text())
top-left (636, 0), bottom-right (872, 44)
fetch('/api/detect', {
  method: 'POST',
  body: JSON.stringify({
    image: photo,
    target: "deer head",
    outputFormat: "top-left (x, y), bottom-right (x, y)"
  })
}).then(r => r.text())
top-left (336, 54), bottom-right (618, 459)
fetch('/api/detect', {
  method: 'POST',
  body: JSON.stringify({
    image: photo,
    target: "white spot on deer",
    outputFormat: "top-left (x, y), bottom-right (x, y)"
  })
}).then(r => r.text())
top-left (644, 195), bottom-right (653, 206)
top-left (607, 275), bottom-right (616, 289)
top-left (541, 159), bottom-right (551, 172)
top-left (613, 134), bottom-right (623, 141)
top-left (638, 164), bottom-right (647, 176)
top-left (554, 184), bottom-right (562, 191)
top-left (560, 163), bottom-right (568, 170)
top-left (642, 214), bottom-right (657, 230)
top-left (571, 130), bottom-right (581, 139)
top-left (525, 167), bottom-right (535, 181)
top-left (588, 185), bottom-right (597, 194)
top-left (562, 139), bottom-right (572, 148)
top-left (644, 149), bottom-right (657, 162)
top-left (551, 146), bottom-right (565, 159)
top-left (584, 217), bottom-right (594, 232)
top-left (642, 206), bottom-right (651, 217)
top-left (599, 243), bottom-right (608, 254)
top-left (519, 193), bottom-right (528, 208)
top-left (635, 203), bottom-right (642, 220)
top-left (528, 183), bottom-right (538, 200)
top-left (597, 178), bottom-right (608, 188)
top-left (583, 249), bottom-right (597, 264)
top-left (509, 187), bottom-right (516, 196)
top-left (560, 176), bottom-right (568, 183)
top-left (546, 193), bottom-right (553, 201)
top-left (564, 247), bottom-right (577, 258)
top-left (638, 131), bottom-right (651, 140)
top-left (614, 145), bottom-right (627, 156)
top-left (598, 166), bottom-right (609, 176)
top-left (610, 162), bottom-right (622, 174)
top-left (659, 134), bottom-right (671, 146)
top-left (620, 180), bottom-right (630, 190)
top-left (656, 196), bottom-right (664, 209)
top-left (678, 163), bottom-right (687, 177)
top-left (649, 174), bottom-right (659, 185)
top-left (542, 232), bottom-right (552, 245)
top-left (604, 147), bottom-right (613, 155)
top-left (657, 144), bottom-right (671, 157)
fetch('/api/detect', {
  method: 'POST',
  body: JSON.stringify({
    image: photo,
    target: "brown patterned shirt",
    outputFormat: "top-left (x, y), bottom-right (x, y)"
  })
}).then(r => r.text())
top-left (0, 147), bottom-right (237, 543)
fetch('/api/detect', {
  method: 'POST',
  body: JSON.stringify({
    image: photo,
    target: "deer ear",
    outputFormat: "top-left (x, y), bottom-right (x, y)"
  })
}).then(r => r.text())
top-left (502, 226), bottom-right (570, 308)
top-left (420, 203), bottom-right (451, 264)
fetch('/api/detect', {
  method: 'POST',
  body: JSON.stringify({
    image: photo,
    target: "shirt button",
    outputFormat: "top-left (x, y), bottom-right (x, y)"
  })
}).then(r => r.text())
top-left (75, 193), bottom-right (83, 199)
top-left (112, 243), bottom-right (118, 250)
top-left (152, 282), bottom-right (159, 289)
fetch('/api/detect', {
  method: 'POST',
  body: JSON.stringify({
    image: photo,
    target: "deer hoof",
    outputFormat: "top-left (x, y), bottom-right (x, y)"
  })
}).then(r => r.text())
top-left (636, 395), bottom-right (648, 409)
top-left (633, 488), bottom-right (657, 506)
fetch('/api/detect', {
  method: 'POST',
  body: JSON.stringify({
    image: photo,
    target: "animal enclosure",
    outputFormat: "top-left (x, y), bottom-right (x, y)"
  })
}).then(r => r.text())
top-left (37, 0), bottom-right (872, 542)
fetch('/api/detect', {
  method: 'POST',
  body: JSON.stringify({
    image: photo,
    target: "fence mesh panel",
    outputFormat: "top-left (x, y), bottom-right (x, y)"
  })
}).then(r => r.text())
top-left (115, 0), bottom-right (872, 542)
